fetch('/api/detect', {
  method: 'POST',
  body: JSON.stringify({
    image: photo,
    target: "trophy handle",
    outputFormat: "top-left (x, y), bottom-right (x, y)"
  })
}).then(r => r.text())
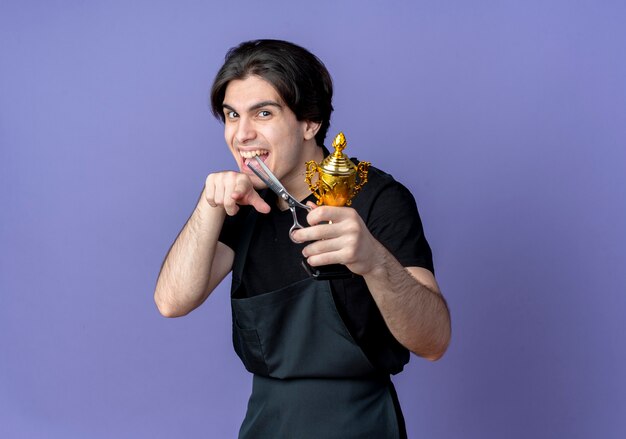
top-left (352, 161), bottom-right (371, 197)
top-left (304, 161), bottom-right (323, 205)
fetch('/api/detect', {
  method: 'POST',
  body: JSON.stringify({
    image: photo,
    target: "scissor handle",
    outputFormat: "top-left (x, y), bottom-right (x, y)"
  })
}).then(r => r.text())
top-left (288, 206), bottom-right (309, 243)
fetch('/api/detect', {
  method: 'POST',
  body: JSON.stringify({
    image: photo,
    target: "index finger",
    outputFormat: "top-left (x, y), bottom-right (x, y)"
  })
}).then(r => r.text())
top-left (306, 205), bottom-right (351, 225)
top-left (232, 181), bottom-right (271, 214)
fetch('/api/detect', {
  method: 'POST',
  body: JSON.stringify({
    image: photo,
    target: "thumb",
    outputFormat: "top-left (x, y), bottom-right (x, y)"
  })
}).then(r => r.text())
top-left (232, 185), bottom-right (271, 214)
top-left (246, 191), bottom-right (271, 214)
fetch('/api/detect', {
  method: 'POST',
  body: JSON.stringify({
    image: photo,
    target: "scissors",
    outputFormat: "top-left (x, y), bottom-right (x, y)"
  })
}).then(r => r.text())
top-left (248, 156), bottom-right (312, 242)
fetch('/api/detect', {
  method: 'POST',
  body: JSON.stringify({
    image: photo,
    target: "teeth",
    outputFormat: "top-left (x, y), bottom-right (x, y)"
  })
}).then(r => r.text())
top-left (240, 150), bottom-right (268, 159)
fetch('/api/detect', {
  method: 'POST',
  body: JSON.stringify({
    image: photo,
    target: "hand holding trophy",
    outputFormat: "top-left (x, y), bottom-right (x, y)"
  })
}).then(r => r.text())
top-left (302, 132), bottom-right (371, 279)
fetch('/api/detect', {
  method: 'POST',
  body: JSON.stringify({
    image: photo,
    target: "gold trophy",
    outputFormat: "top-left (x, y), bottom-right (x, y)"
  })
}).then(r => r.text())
top-left (302, 132), bottom-right (371, 279)
top-left (305, 132), bottom-right (370, 207)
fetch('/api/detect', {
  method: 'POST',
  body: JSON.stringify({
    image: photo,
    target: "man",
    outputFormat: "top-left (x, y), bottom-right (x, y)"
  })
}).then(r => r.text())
top-left (155, 39), bottom-right (450, 438)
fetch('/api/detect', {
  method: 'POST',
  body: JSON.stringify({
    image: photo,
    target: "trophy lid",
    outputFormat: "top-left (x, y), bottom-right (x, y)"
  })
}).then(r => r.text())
top-left (320, 132), bottom-right (357, 176)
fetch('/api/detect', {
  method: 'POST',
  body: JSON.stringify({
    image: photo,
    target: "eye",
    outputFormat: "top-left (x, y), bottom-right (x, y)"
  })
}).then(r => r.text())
top-left (258, 110), bottom-right (271, 118)
top-left (225, 110), bottom-right (239, 120)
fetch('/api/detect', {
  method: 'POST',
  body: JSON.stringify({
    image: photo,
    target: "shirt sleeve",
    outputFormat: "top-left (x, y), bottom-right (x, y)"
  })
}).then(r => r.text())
top-left (218, 206), bottom-right (249, 251)
top-left (366, 181), bottom-right (434, 274)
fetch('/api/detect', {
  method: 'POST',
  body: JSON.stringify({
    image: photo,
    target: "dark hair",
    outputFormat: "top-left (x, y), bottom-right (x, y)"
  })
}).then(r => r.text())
top-left (210, 39), bottom-right (334, 147)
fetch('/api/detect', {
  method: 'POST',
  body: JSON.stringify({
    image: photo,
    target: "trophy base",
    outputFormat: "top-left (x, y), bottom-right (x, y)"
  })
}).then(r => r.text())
top-left (301, 258), bottom-right (355, 280)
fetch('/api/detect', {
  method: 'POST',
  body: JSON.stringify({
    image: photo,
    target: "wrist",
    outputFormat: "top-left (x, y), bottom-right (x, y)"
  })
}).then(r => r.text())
top-left (362, 239), bottom-right (391, 278)
top-left (193, 192), bottom-right (226, 226)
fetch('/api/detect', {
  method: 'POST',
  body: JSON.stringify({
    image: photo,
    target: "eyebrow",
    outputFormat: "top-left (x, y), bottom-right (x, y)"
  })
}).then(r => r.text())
top-left (222, 101), bottom-right (283, 113)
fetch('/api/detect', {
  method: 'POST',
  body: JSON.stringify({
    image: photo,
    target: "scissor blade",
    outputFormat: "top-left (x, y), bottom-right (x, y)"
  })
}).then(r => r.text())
top-left (248, 156), bottom-right (287, 197)
top-left (249, 156), bottom-right (311, 211)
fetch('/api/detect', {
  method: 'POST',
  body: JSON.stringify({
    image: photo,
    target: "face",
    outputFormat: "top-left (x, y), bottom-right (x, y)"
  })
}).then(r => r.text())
top-left (222, 75), bottom-right (320, 193)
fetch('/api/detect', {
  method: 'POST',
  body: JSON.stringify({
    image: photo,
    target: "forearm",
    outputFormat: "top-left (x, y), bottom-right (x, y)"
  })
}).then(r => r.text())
top-left (363, 242), bottom-right (451, 360)
top-left (154, 191), bottom-right (227, 317)
top-left (295, 205), bottom-right (450, 358)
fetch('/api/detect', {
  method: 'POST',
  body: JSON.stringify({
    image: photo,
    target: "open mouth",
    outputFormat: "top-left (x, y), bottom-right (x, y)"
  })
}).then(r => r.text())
top-left (241, 149), bottom-right (269, 170)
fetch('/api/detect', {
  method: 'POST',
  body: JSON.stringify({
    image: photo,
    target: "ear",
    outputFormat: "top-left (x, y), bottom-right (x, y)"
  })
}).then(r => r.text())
top-left (303, 120), bottom-right (321, 141)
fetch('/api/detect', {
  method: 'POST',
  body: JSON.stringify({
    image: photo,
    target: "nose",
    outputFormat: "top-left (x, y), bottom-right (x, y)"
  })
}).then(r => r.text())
top-left (235, 116), bottom-right (256, 144)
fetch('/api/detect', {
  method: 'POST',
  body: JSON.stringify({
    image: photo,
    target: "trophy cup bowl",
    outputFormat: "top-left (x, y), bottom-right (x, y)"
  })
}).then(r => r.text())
top-left (305, 132), bottom-right (370, 207)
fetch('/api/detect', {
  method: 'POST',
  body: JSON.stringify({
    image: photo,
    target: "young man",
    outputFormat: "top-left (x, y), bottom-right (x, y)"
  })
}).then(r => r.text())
top-left (154, 39), bottom-right (450, 439)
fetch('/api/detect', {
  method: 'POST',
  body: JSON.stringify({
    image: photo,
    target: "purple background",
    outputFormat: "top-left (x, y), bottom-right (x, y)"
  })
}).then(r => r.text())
top-left (2, 1), bottom-right (625, 438)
